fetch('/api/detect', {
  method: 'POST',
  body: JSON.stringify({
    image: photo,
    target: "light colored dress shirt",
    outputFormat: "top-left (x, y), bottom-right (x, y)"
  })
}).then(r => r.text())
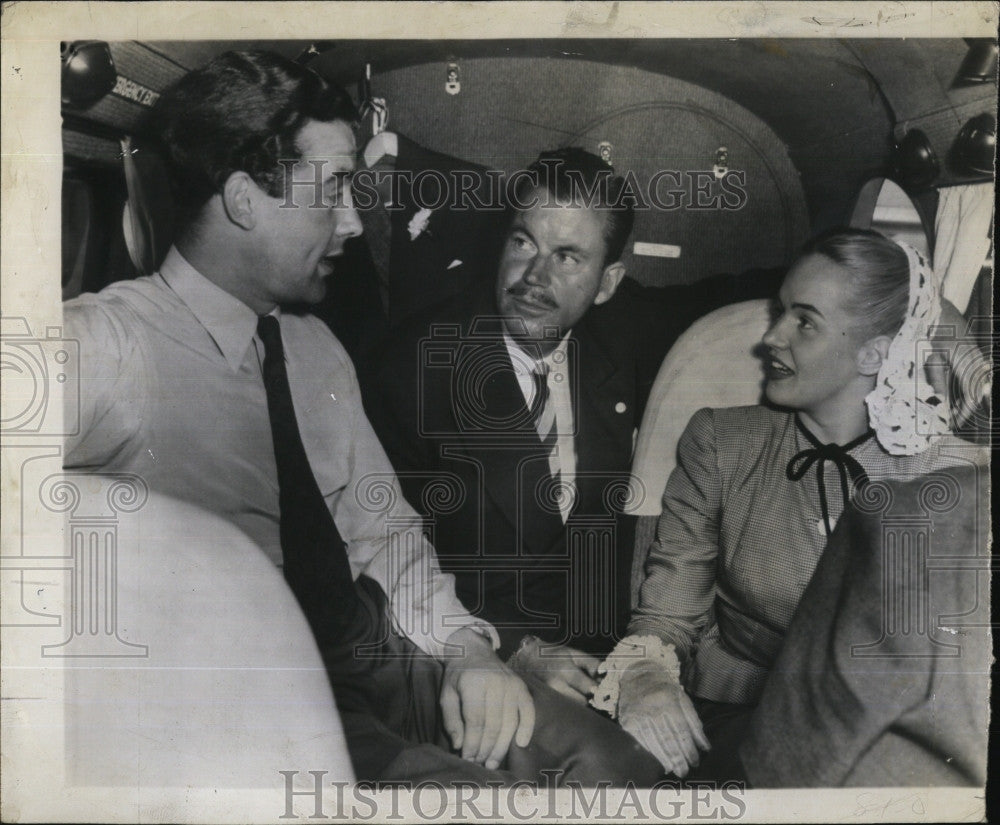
top-left (63, 246), bottom-right (497, 660)
top-left (503, 333), bottom-right (577, 521)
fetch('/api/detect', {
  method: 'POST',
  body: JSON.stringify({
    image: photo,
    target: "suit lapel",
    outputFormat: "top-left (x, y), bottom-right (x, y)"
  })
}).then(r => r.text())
top-left (452, 317), bottom-right (565, 555)
top-left (571, 317), bottom-right (632, 515)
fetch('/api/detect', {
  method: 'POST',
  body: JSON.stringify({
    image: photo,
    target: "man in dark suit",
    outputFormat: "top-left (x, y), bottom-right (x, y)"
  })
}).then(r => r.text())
top-left (362, 147), bottom-right (780, 704)
top-left (364, 130), bottom-right (503, 325)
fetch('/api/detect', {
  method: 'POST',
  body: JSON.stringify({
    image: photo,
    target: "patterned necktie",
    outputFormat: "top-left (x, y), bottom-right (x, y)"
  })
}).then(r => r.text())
top-left (530, 364), bottom-right (558, 451)
top-left (531, 362), bottom-right (565, 521)
top-left (256, 315), bottom-right (363, 643)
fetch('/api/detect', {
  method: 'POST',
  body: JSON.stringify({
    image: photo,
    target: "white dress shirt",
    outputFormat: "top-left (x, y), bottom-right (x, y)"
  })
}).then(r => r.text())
top-left (64, 246), bottom-right (497, 660)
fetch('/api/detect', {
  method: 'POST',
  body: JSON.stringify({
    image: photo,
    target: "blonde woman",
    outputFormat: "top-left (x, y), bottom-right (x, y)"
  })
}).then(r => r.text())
top-left (593, 229), bottom-right (985, 778)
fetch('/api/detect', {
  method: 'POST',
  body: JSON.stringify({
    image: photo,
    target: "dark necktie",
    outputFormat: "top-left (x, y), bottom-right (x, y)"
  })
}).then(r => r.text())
top-left (256, 315), bottom-right (366, 652)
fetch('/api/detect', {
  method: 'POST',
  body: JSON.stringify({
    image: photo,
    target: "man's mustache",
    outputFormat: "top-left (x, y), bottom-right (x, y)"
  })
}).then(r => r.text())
top-left (504, 283), bottom-right (558, 310)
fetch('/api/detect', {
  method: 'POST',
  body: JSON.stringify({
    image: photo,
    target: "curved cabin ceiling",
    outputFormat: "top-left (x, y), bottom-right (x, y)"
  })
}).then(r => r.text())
top-left (357, 55), bottom-right (811, 283)
top-left (62, 38), bottom-right (994, 262)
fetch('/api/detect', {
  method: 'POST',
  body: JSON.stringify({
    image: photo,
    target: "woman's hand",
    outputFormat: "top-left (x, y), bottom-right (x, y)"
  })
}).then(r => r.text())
top-left (616, 660), bottom-right (709, 777)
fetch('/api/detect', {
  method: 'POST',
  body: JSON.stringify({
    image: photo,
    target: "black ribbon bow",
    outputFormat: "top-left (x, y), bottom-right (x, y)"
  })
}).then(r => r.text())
top-left (786, 416), bottom-right (872, 536)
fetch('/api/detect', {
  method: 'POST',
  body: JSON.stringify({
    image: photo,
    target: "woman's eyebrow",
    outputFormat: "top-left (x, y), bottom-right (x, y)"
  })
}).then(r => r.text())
top-left (791, 301), bottom-right (824, 318)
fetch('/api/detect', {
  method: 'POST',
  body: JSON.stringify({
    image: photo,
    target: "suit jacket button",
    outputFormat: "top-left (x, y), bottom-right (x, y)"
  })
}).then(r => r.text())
top-left (614, 402), bottom-right (627, 414)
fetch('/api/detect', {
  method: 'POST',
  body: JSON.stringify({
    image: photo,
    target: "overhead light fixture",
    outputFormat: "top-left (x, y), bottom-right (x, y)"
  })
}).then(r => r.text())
top-left (950, 113), bottom-right (997, 177)
top-left (893, 129), bottom-right (940, 189)
top-left (61, 41), bottom-right (117, 108)
top-left (952, 38), bottom-right (998, 87)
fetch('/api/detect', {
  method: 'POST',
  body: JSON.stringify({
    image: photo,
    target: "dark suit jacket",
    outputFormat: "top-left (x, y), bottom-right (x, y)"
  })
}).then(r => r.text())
top-left (360, 135), bottom-right (787, 657)
top-left (360, 266), bottom-right (784, 658)
top-left (361, 285), bottom-right (638, 657)
top-left (739, 461), bottom-right (990, 787)
top-left (386, 134), bottom-right (504, 325)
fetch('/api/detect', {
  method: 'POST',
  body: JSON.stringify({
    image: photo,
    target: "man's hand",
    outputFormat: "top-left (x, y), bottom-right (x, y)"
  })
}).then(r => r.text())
top-left (616, 660), bottom-right (709, 778)
top-left (440, 628), bottom-right (535, 770)
top-left (509, 636), bottom-right (600, 704)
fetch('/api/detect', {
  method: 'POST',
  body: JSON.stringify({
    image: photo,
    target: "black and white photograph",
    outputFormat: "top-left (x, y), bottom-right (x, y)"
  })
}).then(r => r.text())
top-left (1, 2), bottom-right (995, 822)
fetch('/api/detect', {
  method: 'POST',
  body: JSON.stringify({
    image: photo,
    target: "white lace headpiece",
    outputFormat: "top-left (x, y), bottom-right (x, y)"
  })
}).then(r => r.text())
top-left (865, 241), bottom-right (951, 455)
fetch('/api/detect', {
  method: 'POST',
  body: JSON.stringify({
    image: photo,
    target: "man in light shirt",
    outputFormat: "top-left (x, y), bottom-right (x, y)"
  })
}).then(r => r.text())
top-left (64, 51), bottom-right (657, 785)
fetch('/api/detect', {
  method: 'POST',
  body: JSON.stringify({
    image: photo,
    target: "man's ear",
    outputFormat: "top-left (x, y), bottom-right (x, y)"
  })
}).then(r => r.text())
top-left (593, 262), bottom-right (627, 306)
top-left (857, 335), bottom-right (892, 376)
top-left (221, 172), bottom-right (256, 230)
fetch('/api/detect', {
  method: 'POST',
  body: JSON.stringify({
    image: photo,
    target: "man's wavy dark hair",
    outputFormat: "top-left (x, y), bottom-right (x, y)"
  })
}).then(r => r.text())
top-left (512, 146), bottom-right (635, 266)
top-left (148, 50), bottom-right (357, 229)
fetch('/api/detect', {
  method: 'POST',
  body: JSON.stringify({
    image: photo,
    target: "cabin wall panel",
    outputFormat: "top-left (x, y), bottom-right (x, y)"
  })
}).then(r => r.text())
top-left (373, 57), bottom-right (809, 285)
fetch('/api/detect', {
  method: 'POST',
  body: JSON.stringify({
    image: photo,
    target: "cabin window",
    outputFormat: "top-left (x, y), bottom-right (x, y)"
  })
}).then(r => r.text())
top-left (849, 177), bottom-right (932, 258)
top-left (61, 174), bottom-right (93, 300)
top-left (61, 164), bottom-right (138, 299)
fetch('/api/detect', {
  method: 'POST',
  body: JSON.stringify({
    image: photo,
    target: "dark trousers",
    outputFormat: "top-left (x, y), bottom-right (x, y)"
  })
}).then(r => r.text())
top-left (330, 577), bottom-right (663, 786)
top-left (682, 697), bottom-right (753, 784)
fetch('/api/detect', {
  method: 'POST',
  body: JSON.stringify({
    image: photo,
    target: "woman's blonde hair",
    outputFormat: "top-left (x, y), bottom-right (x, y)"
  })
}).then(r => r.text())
top-left (800, 228), bottom-right (911, 339)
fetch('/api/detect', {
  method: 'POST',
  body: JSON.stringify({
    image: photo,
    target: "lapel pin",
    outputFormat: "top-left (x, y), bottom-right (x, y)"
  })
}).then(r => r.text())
top-left (614, 402), bottom-right (627, 414)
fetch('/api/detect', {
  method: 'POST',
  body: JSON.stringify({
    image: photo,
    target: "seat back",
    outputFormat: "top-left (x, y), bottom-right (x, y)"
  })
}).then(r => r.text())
top-left (626, 299), bottom-right (771, 605)
top-left (61, 484), bottom-right (354, 789)
top-left (121, 136), bottom-right (175, 276)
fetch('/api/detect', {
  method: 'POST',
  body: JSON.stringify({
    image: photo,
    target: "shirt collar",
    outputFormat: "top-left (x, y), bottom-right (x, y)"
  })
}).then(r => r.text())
top-left (541, 337), bottom-right (570, 373)
top-left (159, 246), bottom-right (268, 372)
top-left (502, 331), bottom-right (570, 376)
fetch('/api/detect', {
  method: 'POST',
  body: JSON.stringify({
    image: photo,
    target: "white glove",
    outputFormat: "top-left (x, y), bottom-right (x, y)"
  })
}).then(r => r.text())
top-left (617, 660), bottom-right (710, 778)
